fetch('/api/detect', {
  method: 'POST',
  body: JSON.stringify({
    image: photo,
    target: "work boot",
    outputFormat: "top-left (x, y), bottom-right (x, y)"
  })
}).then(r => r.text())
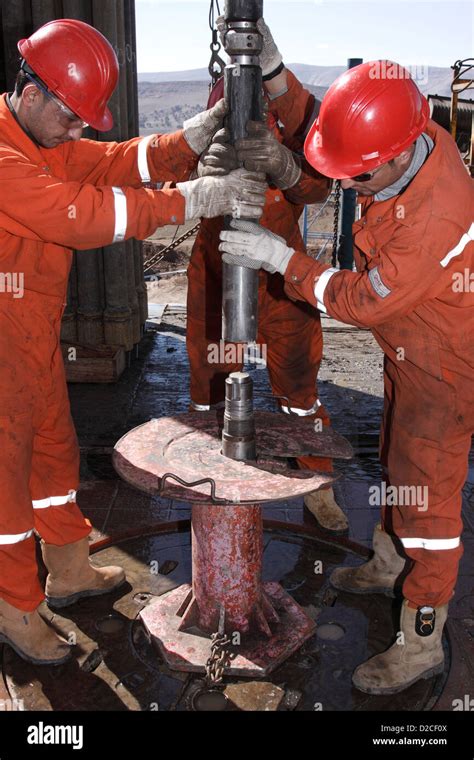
top-left (41, 538), bottom-right (126, 609)
top-left (352, 600), bottom-right (448, 694)
top-left (330, 523), bottom-right (406, 596)
top-left (304, 487), bottom-right (349, 533)
top-left (0, 599), bottom-right (72, 666)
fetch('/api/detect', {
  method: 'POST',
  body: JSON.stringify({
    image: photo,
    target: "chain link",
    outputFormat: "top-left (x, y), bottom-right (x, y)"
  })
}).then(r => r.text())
top-left (204, 631), bottom-right (231, 685)
top-left (331, 179), bottom-right (341, 268)
top-left (208, 0), bottom-right (225, 87)
top-left (143, 222), bottom-right (200, 273)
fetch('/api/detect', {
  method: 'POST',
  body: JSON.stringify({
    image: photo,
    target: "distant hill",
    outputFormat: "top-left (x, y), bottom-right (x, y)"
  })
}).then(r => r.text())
top-left (138, 63), bottom-right (454, 135)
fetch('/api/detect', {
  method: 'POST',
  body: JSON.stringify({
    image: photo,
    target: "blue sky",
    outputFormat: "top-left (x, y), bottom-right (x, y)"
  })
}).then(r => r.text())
top-left (136, 0), bottom-right (473, 72)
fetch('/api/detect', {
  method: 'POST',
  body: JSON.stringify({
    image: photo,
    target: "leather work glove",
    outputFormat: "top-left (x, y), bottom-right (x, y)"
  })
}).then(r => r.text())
top-left (216, 16), bottom-right (283, 77)
top-left (197, 128), bottom-right (239, 177)
top-left (177, 170), bottom-right (267, 221)
top-left (182, 99), bottom-right (228, 155)
top-left (219, 219), bottom-right (295, 275)
top-left (236, 120), bottom-right (302, 189)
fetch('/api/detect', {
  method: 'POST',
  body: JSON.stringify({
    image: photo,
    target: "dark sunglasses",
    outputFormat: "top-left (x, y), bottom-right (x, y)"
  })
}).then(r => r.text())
top-left (350, 164), bottom-right (385, 182)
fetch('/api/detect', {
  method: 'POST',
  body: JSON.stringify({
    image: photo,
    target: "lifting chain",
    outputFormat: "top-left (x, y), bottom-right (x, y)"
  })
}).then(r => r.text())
top-left (208, 0), bottom-right (225, 87)
top-left (204, 631), bottom-right (232, 685)
top-left (204, 606), bottom-right (232, 687)
top-left (331, 179), bottom-right (341, 268)
top-left (143, 222), bottom-right (200, 273)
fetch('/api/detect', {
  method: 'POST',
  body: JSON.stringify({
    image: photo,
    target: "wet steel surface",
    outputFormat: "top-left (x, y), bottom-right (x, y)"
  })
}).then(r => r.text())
top-left (113, 411), bottom-right (352, 504)
top-left (2, 314), bottom-right (465, 710)
top-left (1, 528), bottom-right (448, 712)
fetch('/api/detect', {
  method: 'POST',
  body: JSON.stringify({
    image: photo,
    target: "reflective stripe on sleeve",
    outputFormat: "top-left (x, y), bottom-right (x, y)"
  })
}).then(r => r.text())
top-left (32, 491), bottom-right (77, 509)
top-left (280, 399), bottom-right (321, 416)
top-left (111, 187), bottom-right (127, 243)
top-left (440, 222), bottom-right (474, 267)
top-left (0, 529), bottom-right (34, 545)
top-left (314, 268), bottom-right (339, 313)
top-left (137, 135), bottom-right (154, 184)
top-left (400, 536), bottom-right (461, 551)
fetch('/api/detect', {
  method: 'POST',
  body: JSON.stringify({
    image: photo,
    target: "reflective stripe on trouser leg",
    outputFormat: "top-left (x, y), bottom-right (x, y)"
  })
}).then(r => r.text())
top-left (29, 353), bottom-right (91, 546)
top-left (189, 400), bottom-right (225, 412)
top-left (380, 358), bottom-right (470, 607)
top-left (0, 410), bottom-right (44, 610)
top-left (280, 397), bottom-right (333, 474)
top-left (258, 287), bottom-right (332, 474)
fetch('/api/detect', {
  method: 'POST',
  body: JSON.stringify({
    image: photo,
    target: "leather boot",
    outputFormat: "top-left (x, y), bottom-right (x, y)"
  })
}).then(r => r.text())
top-left (352, 600), bottom-right (447, 694)
top-left (41, 538), bottom-right (126, 609)
top-left (330, 523), bottom-right (406, 595)
top-left (304, 487), bottom-right (349, 533)
top-left (0, 599), bottom-right (71, 665)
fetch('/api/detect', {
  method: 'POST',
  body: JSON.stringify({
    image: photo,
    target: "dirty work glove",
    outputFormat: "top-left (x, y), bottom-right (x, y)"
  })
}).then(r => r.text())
top-left (197, 128), bottom-right (239, 177)
top-left (177, 169), bottom-right (266, 221)
top-left (219, 219), bottom-right (295, 275)
top-left (216, 16), bottom-right (283, 77)
top-left (182, 99), bottom-right (227, 155)
top-left (236, 121), bottom-right (302, 189)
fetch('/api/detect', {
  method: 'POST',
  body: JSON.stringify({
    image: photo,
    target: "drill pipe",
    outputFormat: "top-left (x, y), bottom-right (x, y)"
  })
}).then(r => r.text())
top-left (222, 0), bottom-right (264, 343)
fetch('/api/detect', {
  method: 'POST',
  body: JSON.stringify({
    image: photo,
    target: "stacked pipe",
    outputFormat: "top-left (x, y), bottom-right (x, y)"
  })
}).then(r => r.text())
top-left (0, 0), bottom-right (147, 354)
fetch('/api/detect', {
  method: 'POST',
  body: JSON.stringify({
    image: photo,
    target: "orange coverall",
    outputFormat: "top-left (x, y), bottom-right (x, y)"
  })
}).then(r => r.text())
top-left (0, 93), bottom-right (196, 610)
top-left (187, 71), bottom-right (332, 471)
top-left (284, 120), bottom-right (474, 607)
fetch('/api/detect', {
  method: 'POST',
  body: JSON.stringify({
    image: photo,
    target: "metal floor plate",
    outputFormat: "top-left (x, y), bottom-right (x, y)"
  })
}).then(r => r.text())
top-left (1, 527), bottom-right (448, 712)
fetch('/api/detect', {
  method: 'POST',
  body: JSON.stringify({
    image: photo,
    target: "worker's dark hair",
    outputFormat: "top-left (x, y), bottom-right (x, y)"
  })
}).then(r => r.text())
top-left (15, 69), bottom-right (29, 96)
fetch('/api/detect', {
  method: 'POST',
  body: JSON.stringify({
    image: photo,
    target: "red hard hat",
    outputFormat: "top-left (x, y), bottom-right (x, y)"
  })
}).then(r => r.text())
top-left (18, 19), bottom-right (119, 131)
top-left (304, 60), bottom-right (430, 179)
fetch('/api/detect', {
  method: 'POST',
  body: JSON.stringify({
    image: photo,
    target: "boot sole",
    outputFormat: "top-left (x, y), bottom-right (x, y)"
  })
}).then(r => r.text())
top-left (46, 578), bottom-right (127, 609)
top-left (352, 661), bottom-right (445, 695)
top-left (0, 633), bottom-right (72, 666)
top-left (329, 577), bottom-right (396, 598)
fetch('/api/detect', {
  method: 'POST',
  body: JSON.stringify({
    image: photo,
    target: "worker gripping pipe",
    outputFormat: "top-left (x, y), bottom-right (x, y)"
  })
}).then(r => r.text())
top-left (222, 0), bottom-right (264, 342)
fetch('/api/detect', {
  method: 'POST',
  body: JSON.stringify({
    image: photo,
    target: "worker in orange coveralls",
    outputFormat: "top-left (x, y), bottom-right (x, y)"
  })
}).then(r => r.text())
top-left (220, 60), bottom-right (474, 694)
top-left (0, 18), bottom-right (266, 666)
top-left (187, 17), bottom-right (350, 534)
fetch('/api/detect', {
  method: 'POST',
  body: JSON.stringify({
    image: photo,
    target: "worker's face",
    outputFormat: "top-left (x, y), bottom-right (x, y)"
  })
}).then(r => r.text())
top-left (340, 146), bottom-right (415, 196)
top-left (22, 84), bottom-right (84, 148)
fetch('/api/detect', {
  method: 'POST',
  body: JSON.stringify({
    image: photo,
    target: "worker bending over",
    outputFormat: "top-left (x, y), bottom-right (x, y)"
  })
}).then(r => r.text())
top-left (0, 19), bottom-right (265, 666)
top-left (220, 60), bottom-right (474, 694)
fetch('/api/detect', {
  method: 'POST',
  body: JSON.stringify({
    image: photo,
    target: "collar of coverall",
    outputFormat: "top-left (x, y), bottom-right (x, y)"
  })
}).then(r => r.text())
top-left (374, 132), bottom-right (434, 202)
top-left (5, 92), bottom-right (41, 147)
top-left (356, 121), bottom-right (442, 225)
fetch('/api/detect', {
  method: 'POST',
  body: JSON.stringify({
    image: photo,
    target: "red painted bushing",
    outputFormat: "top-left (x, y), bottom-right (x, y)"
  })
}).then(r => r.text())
top-left (179, 503), bottom-right (279, 636)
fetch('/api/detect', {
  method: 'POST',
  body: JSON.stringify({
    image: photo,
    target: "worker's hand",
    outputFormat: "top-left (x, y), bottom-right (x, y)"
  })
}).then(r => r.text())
top-left (219, 219), bottom-right (295, 275)
top-left (197, 128), bottom-right (239, 177)
top-left (216, 16), bottom-right (283, 78)
top-left (177, 169), bottom-right (267, 221)
top-left (236, 121), bottom-right (302, 189)
top-left (182, 99), bottom-right (228, 156)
